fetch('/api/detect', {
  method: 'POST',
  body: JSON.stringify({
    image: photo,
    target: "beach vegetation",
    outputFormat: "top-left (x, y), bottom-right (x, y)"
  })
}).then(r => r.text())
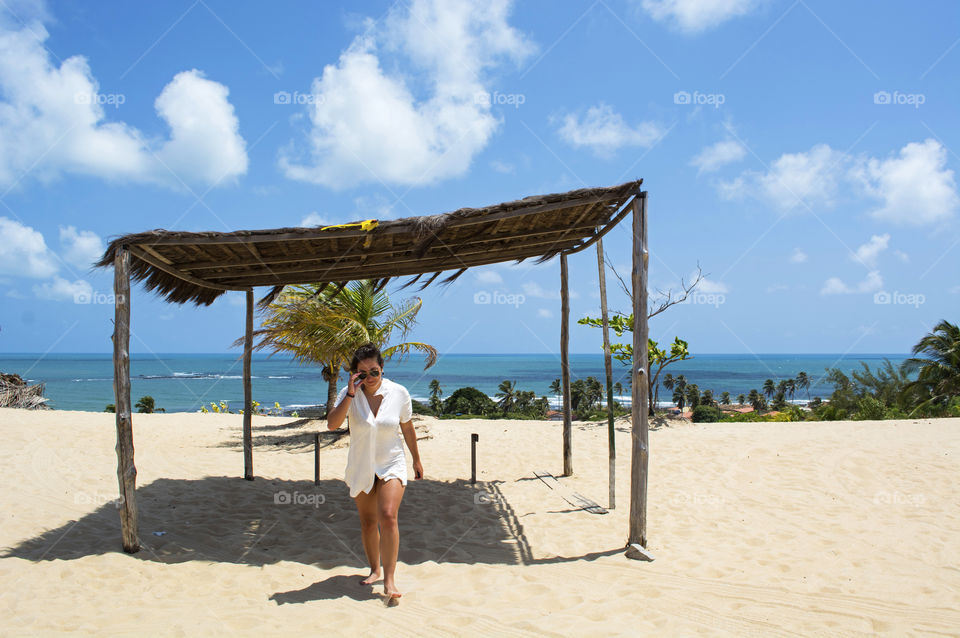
top-left (239, 280), bottom-right (438, 419)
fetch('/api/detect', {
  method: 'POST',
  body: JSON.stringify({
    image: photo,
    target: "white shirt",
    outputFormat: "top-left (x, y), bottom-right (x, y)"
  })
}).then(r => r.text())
top-left (336, 377), bottom-right (413, 497)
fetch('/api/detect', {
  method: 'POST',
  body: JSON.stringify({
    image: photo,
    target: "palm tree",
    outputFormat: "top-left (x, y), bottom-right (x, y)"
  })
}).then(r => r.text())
top-left (135, 395), bottom-right (156, 413)
top-left (902, 320), bottom-right (960, 415)
top-left (720, 391), bottom-right (731, 405)
top-left (429, 379), bottom-right (443, 415)
top-left (737, 393), bottom-right (746, 406)
top-left (748, 388), bottom-right (763, 412)
top-left (785, 378), bottom-right (796, 402)
top-left (496, 380), bottom-right (518, 414)
top-left (550, 378), bottom-right (562, 410)
top-left (762, 378), bottom-right (775, 399)
top-left (685, 383), bottom-right (700, 409)
top-left (244, 281), bottom-right (438, 419)
top-left (672, 387), bottom-right (685, 410)
top-left (675, 374), bottom-right (687, 394)
top-left (701, 388), bottom-right (714, 407)
top-left (663, 373), bottom-right (674, 393)
top-left (796, 371), bottom-right (810, 401)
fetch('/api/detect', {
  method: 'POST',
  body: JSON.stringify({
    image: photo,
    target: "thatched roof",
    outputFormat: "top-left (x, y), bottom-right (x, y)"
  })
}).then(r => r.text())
top-left (95, 180), bottom-right (643, 307)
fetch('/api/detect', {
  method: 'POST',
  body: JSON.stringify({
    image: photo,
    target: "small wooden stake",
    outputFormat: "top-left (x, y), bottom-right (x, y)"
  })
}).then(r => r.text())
top-left (470, 433), bottom-right (478, 484)
top-left (314, 433), bottom-right (321, 486)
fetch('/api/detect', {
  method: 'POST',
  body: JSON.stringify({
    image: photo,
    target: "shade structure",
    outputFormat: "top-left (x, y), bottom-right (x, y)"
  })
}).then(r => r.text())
top-left (95, 180), bottom-right (651, 559)
top-left (95, 181), bottom-right (643, 307)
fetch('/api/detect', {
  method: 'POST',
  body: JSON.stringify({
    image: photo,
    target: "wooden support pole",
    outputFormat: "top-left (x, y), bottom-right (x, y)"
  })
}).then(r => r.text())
top-left (627, 192), bottom-right (651, 556)
top-left (597, 237), bottom-right (616, 510)
top-left (314, 433), bottom-right (321, 486)
top-left (560, 252), bottom-right (573, 477)
top-left (243, 289), bottom-right (254, 481)
top-left (471, 433), bottom-right (478, 484)
top-left (112, 246), bottom-right (139, 553)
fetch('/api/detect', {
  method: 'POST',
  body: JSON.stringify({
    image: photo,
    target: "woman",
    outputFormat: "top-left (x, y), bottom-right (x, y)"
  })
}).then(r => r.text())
top-left (326, 342), bottom-right (424, 601)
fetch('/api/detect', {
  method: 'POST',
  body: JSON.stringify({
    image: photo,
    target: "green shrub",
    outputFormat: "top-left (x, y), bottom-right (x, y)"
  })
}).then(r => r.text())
top-left (852, 396), bottom-right (886, 420)
top-left (883, 406), bottom-right (908, 419)
top-left (442, 387), bottom-right (498, 416)
top-left (692, 405), bottom-right (721, 422)
top-left (814, 404), bottom-right (847, 421)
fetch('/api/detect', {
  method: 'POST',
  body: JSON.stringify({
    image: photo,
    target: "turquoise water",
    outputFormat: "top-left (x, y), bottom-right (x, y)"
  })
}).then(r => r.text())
top-left (0, 352), bottom-right (909, 413)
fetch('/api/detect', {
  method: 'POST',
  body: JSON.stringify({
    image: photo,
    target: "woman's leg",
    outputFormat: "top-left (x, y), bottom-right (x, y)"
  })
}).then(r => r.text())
top-left (353, 479), bottom-right (381, 584)
top-left (377, 476), bottom-right (405, 597)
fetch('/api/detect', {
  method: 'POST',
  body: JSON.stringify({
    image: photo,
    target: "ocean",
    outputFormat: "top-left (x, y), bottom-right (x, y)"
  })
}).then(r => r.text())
top-left (0, 352), bottom-right (910, 413)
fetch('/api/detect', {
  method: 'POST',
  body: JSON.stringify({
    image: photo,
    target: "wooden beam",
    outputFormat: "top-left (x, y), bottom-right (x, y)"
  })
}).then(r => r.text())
top-left (180, 222), bottom-right (605, 271)
top-left (560, 195), bottom-right (637, 256)
top-left (628, 192), bottom-right (650, 554)
top-left (243, 289), bottom-right (253, 481)
top-left (560, 251), bottom-right (572, 477)
top-left (134, 193), bottom-right (635, 246)
top-left (597, 236), bottom-right (616, 510)
top-left (202, 234), bottom-right (599, 282)
top-left (128, 245), bottom-right (245, 292)
top-left (207, 242), bottom-right (593, 287)
top-left (112, 246), bottom-right (139, 553)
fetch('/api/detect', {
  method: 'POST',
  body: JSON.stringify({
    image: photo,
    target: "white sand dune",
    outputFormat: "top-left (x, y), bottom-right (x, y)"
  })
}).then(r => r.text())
top-left (1, 407), bottom-right (958, 636)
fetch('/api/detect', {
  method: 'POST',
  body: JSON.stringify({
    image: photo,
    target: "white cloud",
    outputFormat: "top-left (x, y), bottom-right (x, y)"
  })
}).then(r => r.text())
top-left (522, 281), bottom-right (557, 299)
top-left (490, 159), bottom-right (514, 174)
top-left (475, 269), bottom-right (503, 284)
top-left (721, 139), bottom-right (959, 225)
top-left (790, 248), bottom-right (808, 263)
top-left (690, 139), bottom-right (745, 173)
top-left (697, 276), bottom-right (729, 294)
top-left (640, 0), bottom-right (761, 33)
top-left (719, 143), bottom-right (843, 211)
top-left (59, 225), bottom-right (103, 270)
top-left (820, 270), bottom-right (882, 295)
top-left (280, 0), bottom-right (534, 188)
top-left (852, 233), bottom-right (889, 268)
top-left (0, 217), bottom-right (58, 278)
top-left (765, 283), bottom-right (788, 293)
top-left (0, 14), bottom-right (247, 189)
top-left (556, 103), bottom-right (664, 157)
top-left (32, 275), bottom-right (91, 302)
top-left (853, 139), bottom-right (959, 225)
top-left (894, 250), bottom-right (909, 263)
top-left (300, 212), bottom-right (329, 227)
top-left (537, 308), bottom-right (553, 318)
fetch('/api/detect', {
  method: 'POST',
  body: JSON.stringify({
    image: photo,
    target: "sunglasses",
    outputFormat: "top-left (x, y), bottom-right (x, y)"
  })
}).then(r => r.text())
top-left (357, 369), bottom-right (381, 380)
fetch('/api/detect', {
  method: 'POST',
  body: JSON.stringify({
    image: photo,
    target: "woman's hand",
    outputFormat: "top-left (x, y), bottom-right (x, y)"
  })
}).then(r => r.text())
top-left (349, 371), bottom-right (363, 392)
top-left (413, 459), bottom-right (424, 480)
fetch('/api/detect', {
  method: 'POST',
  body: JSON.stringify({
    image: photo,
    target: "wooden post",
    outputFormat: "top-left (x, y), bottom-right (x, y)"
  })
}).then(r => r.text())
top-left (314, 433), bottom-right (321, 486)
top-left (560, 252), bottom-right (573, 476)
top-left (112, 246), bottom-right (139, 553)
top-left (627, 192), bottom-right (652, 558)
top-left (471, 433), bottom-right (478, 484)
top-left (243, 288), bottom-right (253, 481)
top-left (597, 237), bottom-right (616, 510)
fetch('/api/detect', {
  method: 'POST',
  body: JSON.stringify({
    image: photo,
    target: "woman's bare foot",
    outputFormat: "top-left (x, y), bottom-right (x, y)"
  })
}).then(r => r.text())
top-left (360, 569), bottom-right (381, 585)
top-left (383, 580), bottom-right (402, 599)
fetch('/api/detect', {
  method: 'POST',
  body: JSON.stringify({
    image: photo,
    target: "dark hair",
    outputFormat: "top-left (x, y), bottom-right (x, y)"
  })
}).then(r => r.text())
top-left (350, 342), bottom-right (384, 372)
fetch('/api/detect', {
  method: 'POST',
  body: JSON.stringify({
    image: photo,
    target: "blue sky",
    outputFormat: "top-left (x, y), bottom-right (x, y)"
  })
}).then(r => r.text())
top-left (1, 0), bottom-right (957, 356)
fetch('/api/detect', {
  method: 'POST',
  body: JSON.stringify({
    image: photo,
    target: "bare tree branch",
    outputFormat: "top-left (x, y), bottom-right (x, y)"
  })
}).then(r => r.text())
top-left (605, 257), bottom-right (705, 320)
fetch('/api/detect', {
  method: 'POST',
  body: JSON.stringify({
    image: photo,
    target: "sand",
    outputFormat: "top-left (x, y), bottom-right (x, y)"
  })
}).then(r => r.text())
top-left (0, 406), bottom-right (958, 637)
